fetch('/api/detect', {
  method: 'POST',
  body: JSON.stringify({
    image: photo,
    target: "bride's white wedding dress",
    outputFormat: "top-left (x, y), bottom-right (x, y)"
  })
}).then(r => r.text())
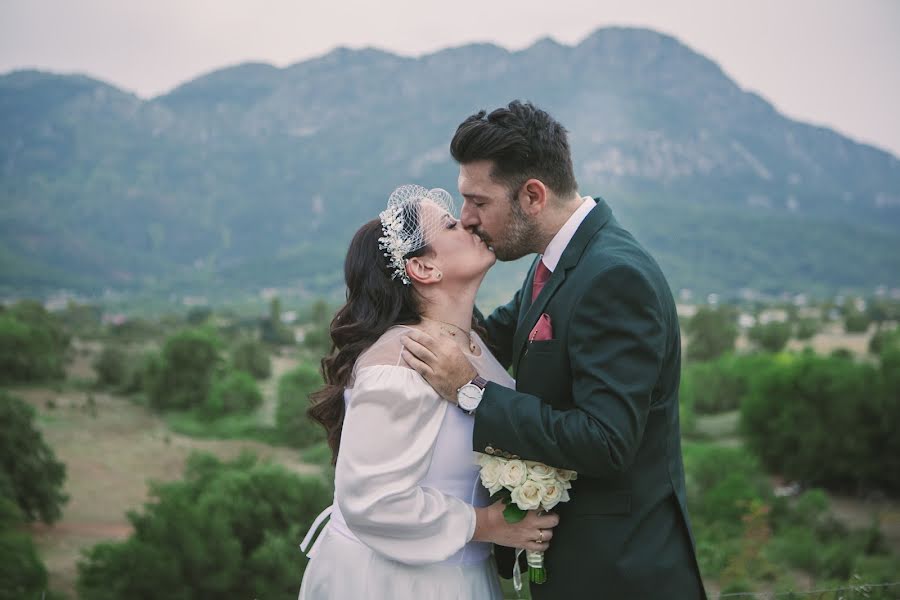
top-left (298, 326), bottom-right (513, 599)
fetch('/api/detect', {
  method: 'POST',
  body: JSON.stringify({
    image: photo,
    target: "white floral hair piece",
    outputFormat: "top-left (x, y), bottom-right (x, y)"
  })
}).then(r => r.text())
top-left (378, 184), bottom-right (456, 285)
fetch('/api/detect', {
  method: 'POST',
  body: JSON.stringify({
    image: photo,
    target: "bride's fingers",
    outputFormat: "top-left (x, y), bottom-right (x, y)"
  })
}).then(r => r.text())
top-left (525, 540), bottom-right (550, 553)
top-left (523, 511), bottom-right (559, 533)
top-left (400, 335), bottom-right (439, 364)
top-left (401, 348), bottom-right (435, 378)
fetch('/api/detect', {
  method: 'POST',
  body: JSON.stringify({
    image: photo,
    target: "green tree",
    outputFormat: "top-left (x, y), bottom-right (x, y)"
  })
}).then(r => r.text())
top-left (686, 306), bottom-right (738, 362)
top-left (843, 306), bottom-right (871, 333)
top-left (205, 371), bottom-right (263, 417)
top-left (0, 300), bottom-right (70, 384)
top-left (260, 298), bottom-right (294, 346)
top-left (93, 344), bottom-right (130, 388)
top-left (793, 318), bottom-right (819, 340)
top-left (747, 321), bottom-right (791, 353)
top-left (148, 328), bottom-right (223, 411)
top-left (58, 301), bottom-right (103, 337)
top-left (681, 354), bottom-right (777, 414)
top-left (77, 451), bottom-right (331, 600)
top-left (232, 338), bottom-right (271, 380)
top-left (0, 392), bottom-right (68, 523)
top-left (276, 364), bottom-right (325, 448)
top-left (186, 306), bottom-right (213, 325)
top-left (741, 354), bottom-right (898, 493)
top-left (0, 499), bottom-right (50, 600)
top-left (869, 327), bottom-right (900, 355)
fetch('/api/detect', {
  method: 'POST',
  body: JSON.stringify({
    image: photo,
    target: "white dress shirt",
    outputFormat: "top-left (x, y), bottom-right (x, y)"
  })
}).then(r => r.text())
top-left (540, 196), bottom-right (597, 272)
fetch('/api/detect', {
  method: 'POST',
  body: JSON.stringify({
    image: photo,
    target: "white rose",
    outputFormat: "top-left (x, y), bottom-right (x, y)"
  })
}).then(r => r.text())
top-left (526, 461), bottom-right (556, 480)
top-left (477, 453), bottom-right (496, 468)
top-left (510, 480), bottom-right (542, 511)
top-left (479, 460), bottom-right (504, 495)
top-left (555, 468), bottom-right (577, 482)
top-left (499, 459), bottom-right (528, 489)
top-left (539, 480), bottom-right (564, 511)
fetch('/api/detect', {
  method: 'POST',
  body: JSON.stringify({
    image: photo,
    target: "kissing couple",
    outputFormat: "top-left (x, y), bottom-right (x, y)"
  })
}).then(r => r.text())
top-left (298, 101), bottom-right (707, 599)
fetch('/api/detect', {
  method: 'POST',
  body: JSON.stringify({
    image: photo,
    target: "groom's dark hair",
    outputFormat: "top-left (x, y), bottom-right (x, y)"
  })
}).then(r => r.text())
top-left (450, 100), bottom-right (578, 199)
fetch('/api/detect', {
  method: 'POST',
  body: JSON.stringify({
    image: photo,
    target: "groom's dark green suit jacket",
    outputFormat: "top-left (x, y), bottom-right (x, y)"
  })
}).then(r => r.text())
top-left (475, 198), bottom-right (706, 599)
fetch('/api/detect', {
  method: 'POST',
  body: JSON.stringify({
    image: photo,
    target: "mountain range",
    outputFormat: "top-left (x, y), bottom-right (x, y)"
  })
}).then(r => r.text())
top-left (2, 27), bottom-right (898, 303)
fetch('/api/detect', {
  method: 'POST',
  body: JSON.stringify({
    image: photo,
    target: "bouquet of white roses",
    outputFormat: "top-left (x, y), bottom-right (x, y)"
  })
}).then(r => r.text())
top-left (476, 453), bottom-right (577, 589)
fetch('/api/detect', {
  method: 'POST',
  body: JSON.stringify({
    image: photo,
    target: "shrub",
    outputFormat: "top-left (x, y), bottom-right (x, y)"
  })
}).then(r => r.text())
top-left (232, 339), bottom-right (271, 380)
top-left (0, 393), bottom-right (68, 523)
top-left (844, 310), bottom-right (871, 333)
top-left (685, 306), bottom-right (738, 362)
top-left (148, 328), bottom-right (223, 411)
top-left (276, 364), bottom-right (325, 448)
top-left (122, 350), bottom-right (162, 396)
top-left (681, 354), bottom-right (778, 414)
top-left (747, 321), bottom-right (791, 353)
top-left (108, 317), bottom-right (160, 343)
top-left (260, 298), bottom-right (295, 346)
top-left (682, 443), bottom-right (771, 580)
top-left (93, 344), bottom-right (130, 388)
top-left (0, 527), bottom-right (49, 600)
top-left (869, 327), bottom-right (900, 355)
top-left (0, 301), bottom-right (70, 384)
top-left (302, 325), bottom-right (331, 357)
top-left (683, 444), bottom-right (770, 529)
top-left (205, 371), bottom-right (263, 417)
top-left (76, 451), bottom-right (331, 600)
top-left (793, 318), bottom-right (820, 340)
top-left (741, 353), bottom-right (898, 493)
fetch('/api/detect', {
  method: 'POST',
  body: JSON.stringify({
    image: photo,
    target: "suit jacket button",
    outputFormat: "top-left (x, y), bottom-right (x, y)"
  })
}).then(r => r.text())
top-left (485, 446), bottom-right (495, 455)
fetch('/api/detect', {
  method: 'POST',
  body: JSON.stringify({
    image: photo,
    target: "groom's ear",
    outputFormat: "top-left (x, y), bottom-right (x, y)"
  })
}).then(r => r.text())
top-left (405, 256), bottom-right (440, 286)
top-left (519, 178), bottom-right (549, 217)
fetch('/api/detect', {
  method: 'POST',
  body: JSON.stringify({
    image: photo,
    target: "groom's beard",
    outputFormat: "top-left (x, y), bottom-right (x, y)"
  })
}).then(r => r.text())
top-left (482, 201), bottom-right (540, 262)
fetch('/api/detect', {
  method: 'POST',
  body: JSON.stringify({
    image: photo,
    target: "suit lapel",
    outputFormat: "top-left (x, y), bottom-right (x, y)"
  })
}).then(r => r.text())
top-left (510, 199), bottom-right (613, 372)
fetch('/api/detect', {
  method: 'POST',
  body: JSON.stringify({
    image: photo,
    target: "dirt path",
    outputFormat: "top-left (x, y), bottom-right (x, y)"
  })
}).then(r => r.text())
top-left (257, 351), bottom-right (299, 427)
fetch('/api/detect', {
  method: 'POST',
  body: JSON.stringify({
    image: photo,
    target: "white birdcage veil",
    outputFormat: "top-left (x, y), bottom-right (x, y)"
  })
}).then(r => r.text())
top-left (378, 185), bottom-right (456, 285)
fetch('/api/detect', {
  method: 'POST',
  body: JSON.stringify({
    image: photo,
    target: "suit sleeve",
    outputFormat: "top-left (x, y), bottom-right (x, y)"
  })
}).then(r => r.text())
top-left (472, 265), bottom-right (666, 478)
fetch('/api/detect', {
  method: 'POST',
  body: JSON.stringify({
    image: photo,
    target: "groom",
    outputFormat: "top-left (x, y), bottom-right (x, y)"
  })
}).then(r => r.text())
top-left (402, 101), bottom-right (707, 599)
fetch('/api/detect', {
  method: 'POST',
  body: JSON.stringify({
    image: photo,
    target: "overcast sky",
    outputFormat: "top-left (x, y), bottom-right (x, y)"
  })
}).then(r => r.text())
top-left (1, 0), bottom-right (899, 156)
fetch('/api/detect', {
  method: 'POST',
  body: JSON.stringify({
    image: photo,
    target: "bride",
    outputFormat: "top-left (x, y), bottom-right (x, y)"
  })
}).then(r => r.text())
top-left (298, 185), bottom-right (559, 599)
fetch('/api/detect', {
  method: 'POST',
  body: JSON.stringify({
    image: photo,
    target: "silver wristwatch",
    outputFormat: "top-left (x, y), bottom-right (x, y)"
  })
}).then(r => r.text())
top-left (457, 376), bottom-right (488, 414)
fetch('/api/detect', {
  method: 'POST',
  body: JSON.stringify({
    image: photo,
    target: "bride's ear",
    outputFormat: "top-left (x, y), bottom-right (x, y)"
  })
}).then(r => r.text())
top-left (406, 256), bottom-right (442, 285)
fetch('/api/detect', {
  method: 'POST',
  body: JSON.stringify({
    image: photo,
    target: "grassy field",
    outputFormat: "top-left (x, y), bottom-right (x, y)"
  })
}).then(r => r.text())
top-left (16, 351), bottom-right (319, 598)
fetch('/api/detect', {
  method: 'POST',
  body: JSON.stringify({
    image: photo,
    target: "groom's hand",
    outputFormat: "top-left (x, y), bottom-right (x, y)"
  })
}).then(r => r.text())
top-left (401, 329), bottom-right (477, 402)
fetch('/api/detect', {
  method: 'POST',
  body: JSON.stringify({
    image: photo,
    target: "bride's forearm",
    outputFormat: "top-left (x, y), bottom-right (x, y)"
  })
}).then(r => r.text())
top-left (471, 505), bottom-right (496, 543)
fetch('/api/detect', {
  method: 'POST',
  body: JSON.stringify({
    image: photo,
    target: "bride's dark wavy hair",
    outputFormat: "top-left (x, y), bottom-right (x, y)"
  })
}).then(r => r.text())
top-left (306, 217), bottom-right (429, 465)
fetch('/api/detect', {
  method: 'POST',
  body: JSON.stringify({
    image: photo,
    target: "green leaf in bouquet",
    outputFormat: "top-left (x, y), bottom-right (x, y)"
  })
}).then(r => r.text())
top-left (503, 502), bottom-right (527, 523)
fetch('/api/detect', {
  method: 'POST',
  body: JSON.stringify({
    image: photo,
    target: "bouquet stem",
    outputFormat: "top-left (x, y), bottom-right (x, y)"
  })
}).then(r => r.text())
top-left (526, 550), bottom-right (546, 584)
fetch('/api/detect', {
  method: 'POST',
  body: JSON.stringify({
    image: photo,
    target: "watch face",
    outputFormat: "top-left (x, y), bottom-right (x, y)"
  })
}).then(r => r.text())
top-left (458, 384), bottom-right (482, 411)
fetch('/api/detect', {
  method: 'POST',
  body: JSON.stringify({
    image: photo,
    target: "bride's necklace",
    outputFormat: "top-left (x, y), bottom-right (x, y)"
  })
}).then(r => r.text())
top-left (421, 316), bottom-right (478, 353)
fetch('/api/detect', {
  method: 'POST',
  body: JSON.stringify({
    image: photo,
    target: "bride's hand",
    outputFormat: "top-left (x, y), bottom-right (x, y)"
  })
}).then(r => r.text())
top-left (472, 500), bottom-right (559, 553)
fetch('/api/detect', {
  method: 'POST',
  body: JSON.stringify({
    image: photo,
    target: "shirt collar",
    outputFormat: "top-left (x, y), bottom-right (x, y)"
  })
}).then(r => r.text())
top-left (540, 196), bottom-right (596, 272)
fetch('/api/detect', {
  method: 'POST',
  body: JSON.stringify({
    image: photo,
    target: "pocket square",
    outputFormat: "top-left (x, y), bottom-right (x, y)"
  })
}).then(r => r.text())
top-left (529, 313), bottom-right (553, 342)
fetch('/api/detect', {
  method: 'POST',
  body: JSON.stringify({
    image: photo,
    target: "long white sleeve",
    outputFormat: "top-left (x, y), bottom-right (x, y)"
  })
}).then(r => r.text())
top-left (334, 365), bottom-right (477, 565)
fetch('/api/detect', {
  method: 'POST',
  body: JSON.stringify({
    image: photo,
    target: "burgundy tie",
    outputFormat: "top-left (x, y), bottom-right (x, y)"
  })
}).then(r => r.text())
top-left (531, 260), bottom-right (551, 302)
